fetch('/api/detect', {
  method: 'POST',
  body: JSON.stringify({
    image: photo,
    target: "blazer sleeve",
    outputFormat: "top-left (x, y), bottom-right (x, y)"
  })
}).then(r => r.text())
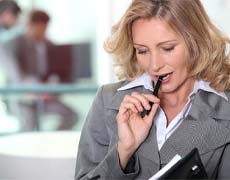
top-left (75, 86), bottom-right (140, 180)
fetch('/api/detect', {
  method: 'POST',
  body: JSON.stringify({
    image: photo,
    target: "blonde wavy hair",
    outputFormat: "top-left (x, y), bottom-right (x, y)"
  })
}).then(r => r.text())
top-left (104, 0), bottom-right (230, 92)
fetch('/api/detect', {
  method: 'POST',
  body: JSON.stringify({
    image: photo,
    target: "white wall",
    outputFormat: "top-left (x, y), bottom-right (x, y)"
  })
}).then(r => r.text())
top-left (95, 0), bottom-right (132, 85)
top-left (31, 0), bottom-right (97, 44)
top-left (202, 0), bottom-right (230, 36)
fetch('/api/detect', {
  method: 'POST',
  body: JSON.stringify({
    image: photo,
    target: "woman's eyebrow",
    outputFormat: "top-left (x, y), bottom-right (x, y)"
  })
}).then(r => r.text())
top-left (133, 39), bottom-right (178, 47)
top-left (157, 39), bottom-right (178, 46)
top-left (133, 43), bottom-right (147, 47)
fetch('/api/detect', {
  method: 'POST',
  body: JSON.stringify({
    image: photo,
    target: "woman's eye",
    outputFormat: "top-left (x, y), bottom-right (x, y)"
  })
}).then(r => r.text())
top-left (136, 49), bottom-right (147, 55)
top-left (162, 46), bottom-right (175, 52)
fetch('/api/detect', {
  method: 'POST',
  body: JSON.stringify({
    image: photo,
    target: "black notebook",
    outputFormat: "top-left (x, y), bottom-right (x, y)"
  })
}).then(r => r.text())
top-left (149, 148), bottom-right (208, 180)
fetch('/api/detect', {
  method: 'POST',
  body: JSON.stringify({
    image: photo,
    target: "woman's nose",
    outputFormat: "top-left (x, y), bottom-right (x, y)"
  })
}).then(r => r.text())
top-left (149, 53), bottom-right (164, 72)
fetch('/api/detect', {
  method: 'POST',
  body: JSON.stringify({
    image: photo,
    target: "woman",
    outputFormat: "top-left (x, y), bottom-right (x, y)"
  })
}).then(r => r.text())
top-left (75, 0), bottom-right (230, 179)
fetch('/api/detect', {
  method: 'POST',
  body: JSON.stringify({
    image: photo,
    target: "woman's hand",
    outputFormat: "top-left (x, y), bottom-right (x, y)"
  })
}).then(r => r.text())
top-left (116, 92), bottom-right (160, 169)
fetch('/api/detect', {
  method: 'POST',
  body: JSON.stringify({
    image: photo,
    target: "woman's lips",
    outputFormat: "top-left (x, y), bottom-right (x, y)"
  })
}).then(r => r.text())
top-left (154, 72), bottom-right (173, 83)
top-left (161, 72), bottom-right (173, 83)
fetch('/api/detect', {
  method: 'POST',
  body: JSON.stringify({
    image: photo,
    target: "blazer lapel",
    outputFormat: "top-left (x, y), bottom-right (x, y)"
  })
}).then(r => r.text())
top-left (137, 123), bottom-right (160, 164)
top-left (159, 90), bottom-right (230, 165)
top-left (107, 85), bottom-right (145, 109)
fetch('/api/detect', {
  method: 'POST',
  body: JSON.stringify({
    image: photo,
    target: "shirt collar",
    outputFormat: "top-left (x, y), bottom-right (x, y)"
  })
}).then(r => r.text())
top-left (117, 73), bottom-right (153, 91)
top-left (117, 73), bottom-right (228, 101)
top-left (193, 80), bottom-right (228, 101)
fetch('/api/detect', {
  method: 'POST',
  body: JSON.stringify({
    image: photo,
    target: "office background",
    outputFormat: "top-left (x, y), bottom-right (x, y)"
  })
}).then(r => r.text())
top-left (0, 0), bottom-right (229, 179)
top-left (4, 0), bottom-right (230, 86)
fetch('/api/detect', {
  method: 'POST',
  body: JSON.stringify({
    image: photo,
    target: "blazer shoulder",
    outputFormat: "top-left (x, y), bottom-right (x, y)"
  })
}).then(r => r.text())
top-left (100, 80), bottom-right (129, 95)
top-left (96, 80), bottom-right (130, 109)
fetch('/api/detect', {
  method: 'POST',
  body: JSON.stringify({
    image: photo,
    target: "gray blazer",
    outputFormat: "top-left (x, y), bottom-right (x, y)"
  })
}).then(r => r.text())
top-left (75, 81), bottom-right (230, 180)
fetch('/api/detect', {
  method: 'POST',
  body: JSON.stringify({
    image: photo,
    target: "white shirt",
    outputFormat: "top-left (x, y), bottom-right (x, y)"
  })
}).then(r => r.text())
top-left (117, 73), bottom-right (228, 150)
top-left (35, 41), bottom-right (48, 77)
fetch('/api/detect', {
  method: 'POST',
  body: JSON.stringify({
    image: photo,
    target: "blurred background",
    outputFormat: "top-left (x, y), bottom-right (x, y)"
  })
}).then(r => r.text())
top-left (0, 0), bottom-right (229, 179)
top-left (0, 0), bottom-right (132, 135)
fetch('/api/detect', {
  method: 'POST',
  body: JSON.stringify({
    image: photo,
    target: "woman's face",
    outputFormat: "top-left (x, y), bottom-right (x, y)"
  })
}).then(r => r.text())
top-left (132, 18), bottom-right (192, 95)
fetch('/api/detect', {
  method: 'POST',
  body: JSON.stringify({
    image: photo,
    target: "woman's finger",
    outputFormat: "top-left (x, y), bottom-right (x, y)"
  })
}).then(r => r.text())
top-left (119, 101), bottom-right (138, 115)
top-left (131, 92), bottom-right (151, 111)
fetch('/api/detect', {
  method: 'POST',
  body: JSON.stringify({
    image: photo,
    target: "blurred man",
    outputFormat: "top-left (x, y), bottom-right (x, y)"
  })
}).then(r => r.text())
top-left (0, 0), bottom-right (21, 30)
top-left (0, 0), bottom-right (21, 83)
top-left (8, 10), bottom-right (77, 131)
top-left (10, 10), bottom-right (51, 81)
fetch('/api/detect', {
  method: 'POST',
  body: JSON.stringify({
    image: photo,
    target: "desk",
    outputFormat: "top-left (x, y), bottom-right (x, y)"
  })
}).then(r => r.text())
top-left (0, 131), bottom-right (81, 180)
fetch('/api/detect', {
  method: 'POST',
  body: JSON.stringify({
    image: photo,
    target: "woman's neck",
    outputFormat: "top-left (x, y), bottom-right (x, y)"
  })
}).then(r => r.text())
top-left (160, 78), bottom-right (195, 106)
top-left (159, 78), bottom-right (195, 123)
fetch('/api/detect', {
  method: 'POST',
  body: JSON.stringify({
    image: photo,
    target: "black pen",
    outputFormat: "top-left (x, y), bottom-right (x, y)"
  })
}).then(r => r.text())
top-left (140, 76), bottom-right (163, 118)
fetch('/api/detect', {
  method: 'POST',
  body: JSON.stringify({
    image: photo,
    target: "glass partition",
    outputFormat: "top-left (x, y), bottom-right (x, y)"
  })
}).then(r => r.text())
top-left (0, 84), bottom-right (97, 135)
